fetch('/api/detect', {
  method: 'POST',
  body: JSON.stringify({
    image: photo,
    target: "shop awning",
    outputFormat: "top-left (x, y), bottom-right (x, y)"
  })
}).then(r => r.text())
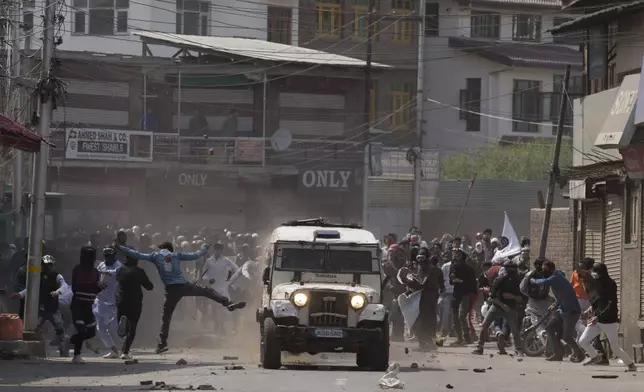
top-left (549, 0), bottom-right (644, 35)
top-left (594, 73), bottom-right (639, 149)
top-left (0, 114), bottom-right (43, 153)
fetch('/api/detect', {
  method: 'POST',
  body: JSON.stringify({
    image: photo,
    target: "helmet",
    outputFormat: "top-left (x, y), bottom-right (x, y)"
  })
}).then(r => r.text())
top-left (42, 255), bottom-right (56, 264)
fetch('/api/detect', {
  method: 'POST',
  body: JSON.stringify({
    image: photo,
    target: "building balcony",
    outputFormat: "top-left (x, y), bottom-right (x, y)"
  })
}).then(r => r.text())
top-left (48, 129), bottom-right (363, 169)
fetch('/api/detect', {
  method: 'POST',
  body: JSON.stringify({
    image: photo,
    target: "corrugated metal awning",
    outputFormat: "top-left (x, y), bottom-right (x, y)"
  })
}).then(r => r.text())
top-left (595, 74), bottom-right (639, 149)
top-left (549, 0), bottom-right (644, 34)
top-left (133, 31), bottom-right (392, 69)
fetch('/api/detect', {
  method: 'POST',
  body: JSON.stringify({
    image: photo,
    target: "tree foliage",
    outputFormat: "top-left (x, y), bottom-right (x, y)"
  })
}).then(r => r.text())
top-left (441, 139), bottom-right (573, 181)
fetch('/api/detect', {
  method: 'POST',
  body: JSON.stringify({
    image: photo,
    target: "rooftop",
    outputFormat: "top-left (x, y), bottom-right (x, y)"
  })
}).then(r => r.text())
top-left (471, 0), bottom-right (563, 7)
top-left (134, 31), bottom-right (392, 69)
top-left (550, 0), bottom-right (644, 34)
top-left (448, 37), bottom-right (583, 69)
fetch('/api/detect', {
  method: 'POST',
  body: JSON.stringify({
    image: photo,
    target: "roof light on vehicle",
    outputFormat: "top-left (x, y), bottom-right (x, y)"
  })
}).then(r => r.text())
top-left (292, 292), bottom-right (308, 307)
top-left (350, 294), bottom-right (366, 310)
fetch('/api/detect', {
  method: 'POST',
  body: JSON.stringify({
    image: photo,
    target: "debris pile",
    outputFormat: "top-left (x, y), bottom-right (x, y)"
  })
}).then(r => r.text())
top-left (378, 363), bottom-right (404, 389)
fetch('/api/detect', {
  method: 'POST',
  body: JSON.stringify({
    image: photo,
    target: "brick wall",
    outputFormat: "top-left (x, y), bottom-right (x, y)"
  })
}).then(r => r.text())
top-left (530, 207), bottom-right (574, 276)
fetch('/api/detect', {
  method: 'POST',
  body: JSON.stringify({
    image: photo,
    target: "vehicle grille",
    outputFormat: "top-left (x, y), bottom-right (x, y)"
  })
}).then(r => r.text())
top-left (308, 291), bottom-right (348, 327)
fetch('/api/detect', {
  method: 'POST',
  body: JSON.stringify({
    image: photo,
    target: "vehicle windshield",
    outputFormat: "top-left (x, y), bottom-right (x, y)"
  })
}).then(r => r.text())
top-left (279, 247), bottom-right (375, 273)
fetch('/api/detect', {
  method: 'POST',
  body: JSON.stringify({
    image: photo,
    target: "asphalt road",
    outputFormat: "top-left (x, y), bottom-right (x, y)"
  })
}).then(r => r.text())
top-left (0, 341), bottom-right (641, 392)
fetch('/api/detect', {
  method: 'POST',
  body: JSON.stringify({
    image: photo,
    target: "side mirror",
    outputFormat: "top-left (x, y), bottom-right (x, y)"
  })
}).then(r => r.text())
top-left (262, 266), bottom-right (270, 285)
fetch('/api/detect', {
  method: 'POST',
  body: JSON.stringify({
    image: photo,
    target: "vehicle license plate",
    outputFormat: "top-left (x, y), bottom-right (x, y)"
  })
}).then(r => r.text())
top-left (314, 328), bottom-right (343, 338)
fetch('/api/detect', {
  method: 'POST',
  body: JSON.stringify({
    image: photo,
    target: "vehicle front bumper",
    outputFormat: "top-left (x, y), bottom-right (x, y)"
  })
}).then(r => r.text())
top-left (275, 325), bottom-right (383, 352)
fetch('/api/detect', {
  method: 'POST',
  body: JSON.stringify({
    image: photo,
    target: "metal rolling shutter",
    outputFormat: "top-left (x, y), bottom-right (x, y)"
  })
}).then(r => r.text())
top-left (583, 201), bottom-right (603, 261)
top-left (641, 197), bottom-right (644, 318)
top-left (603, 195), bottom-right (622, 306)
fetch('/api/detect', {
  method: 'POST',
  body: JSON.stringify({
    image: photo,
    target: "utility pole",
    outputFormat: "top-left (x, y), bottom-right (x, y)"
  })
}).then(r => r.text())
top-left (6, 0), bottom-right (25, 247)
top-left (538, 64), bottom-right (571, 259)
top-left (24, 0), bottom-right (55, 336)
top-left (412, 0), bottom-right (426, 229)
top-left (361, 1), bottom-right (375, 227)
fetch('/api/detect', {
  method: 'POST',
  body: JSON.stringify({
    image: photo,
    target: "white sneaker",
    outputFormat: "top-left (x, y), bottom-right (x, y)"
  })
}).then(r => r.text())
top-left (103, 350), bottom-right (119, 359)
top-left (120, 353), bottom-right (132, 360)
top-left (71, 355), bottom-right (86, 364)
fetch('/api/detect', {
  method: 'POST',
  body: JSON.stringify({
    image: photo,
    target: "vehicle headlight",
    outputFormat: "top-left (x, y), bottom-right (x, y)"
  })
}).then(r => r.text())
top-left (292, 292), bottom-right (308, 307)
top-left (350, 294), bottom-right (366, 310)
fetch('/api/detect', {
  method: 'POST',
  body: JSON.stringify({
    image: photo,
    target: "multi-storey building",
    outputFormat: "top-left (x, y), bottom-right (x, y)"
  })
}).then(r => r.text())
top-left (551, 0), bottom-right (644, 352)
top-left (422, 0), bottom-right (583, 152)
top-left (10, 0), bottom-right (422, 235)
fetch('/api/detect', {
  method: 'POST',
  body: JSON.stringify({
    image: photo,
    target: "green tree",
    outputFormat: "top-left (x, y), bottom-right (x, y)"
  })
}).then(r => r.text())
top-left (441, 139), bottom-right (573, 181)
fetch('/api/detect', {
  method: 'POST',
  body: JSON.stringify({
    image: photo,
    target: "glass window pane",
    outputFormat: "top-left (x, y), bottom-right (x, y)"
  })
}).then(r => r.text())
top-left (200, 15), bottom-right (208, 36)
top-left (24, 0), bottom-right (36, 7)
top-left (89, 0), bottom-right (113, 8)
top-left (73, 0), bottom-right (88, 8)
top-left (183, 12), bottom-right (199, 35)
top-left (116, 11), bottom-right (128, 32)
top-left (184, 0), bottom-right (200, 11)
top-left (88, 9), bottom-right (114, 35)
top-left (74, 12), bottom-right (86, 33)
top-left (23, 12), bottom-right (34, 30)
top-left (115, 0), bottom-right (129, 8)
top-left (176, 13), bottom-right (182, 33)
top-left (200, 2), bottom-right (209, 13)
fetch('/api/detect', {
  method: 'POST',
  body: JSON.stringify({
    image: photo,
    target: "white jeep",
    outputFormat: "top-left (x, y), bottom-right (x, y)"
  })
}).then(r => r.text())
top-left (256, 219), bottom-right (389, 370)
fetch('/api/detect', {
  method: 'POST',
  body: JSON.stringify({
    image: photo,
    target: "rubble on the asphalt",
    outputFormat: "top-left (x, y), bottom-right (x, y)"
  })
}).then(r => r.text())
top-left (176, 358), bottom-right (188, 366)
top-left (378, 363), bottom-right (404, 389)
top-left (592, 375), bottom-right (619, 379)
top-left (472, 368), bottom-right (486, 373)
top-left (445, 384), bottom-right (454, 389)
top-left (222, 356), bottom-right (238, 361)
top-left (224, 365), bottom-right (244, 370)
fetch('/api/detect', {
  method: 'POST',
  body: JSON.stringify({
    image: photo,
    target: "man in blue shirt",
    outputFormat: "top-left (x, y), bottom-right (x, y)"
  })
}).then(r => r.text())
top-left (115, 240), bottom-right (246, 354)
top-left (530, 259), bottom-right (585, 362)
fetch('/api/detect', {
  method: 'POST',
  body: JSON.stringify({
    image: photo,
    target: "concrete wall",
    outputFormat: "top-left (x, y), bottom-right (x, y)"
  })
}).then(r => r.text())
top-left (25, 0), bottom-right (272, 56)
top-left (530, 207), bottom-right (574, 276)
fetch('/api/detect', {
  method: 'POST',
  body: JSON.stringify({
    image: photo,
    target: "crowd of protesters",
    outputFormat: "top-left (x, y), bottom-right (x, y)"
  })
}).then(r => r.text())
top-left (381, 227), bottom-right (637, 370)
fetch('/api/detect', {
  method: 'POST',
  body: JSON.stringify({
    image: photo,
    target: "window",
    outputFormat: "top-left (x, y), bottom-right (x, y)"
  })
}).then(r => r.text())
top-left (391, 82), bottom-right (413, 129)
top-left (512, 14), bottom-right (541, 42)
top-left (22, 5), bottom-right (34, 49)
top-left (512, 79), bottom-right (541, 133)
top-left (459, 78), bottom-right (481, 132)
top-left (176, 0), bottom-right (210, 36)
top-left (471, 11), bottom-right (500, 39)
top-left (392, 0), bottom-right (413, 44)
top-left (349, 0), bottom-right (371, 40)
top-left (316, 0), bottom-right (341, 39)
top-left (624, 180), bottom-right (638, 244)
top-left (370, 80), bottom-right (378, 123)
top-left (425, 2), bottom-right (439, 36)
top-left (73, 0), bottom-right (129, 35)
top-left (267, 6), bottom-right (292, 44)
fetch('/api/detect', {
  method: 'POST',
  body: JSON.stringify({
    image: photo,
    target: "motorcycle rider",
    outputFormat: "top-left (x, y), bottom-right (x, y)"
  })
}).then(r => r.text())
top-left (520, 257), bottom-right (553, 352)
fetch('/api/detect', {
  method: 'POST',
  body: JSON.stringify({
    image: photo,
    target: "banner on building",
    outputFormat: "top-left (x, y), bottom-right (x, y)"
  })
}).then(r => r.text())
top-left (65, 128), bottom-right (153, 162)
top-left (234, 138), bottom-right (264, 163)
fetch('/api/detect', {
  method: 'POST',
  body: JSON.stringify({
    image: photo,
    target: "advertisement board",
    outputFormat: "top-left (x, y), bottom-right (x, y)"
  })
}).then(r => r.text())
top-left (65, 128), bottom-right (153, 161)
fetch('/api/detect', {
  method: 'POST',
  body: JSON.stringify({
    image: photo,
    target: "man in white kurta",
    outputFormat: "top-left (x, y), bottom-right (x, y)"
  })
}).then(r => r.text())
top-left (202, 243), bottom-right (238, 333)
top-left (93, 246), bottom-right (122, 358)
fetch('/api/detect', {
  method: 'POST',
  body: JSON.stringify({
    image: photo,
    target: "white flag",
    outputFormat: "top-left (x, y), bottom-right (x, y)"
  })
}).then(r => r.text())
top-left (492, 212), bottom-right (521, 262)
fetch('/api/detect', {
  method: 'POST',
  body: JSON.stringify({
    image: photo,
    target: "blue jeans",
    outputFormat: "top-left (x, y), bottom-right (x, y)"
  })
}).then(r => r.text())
top-left (438, 293), bottom-right (453, 335)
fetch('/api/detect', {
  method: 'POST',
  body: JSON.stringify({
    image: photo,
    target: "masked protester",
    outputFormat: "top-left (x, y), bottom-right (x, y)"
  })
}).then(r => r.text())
top-left (472, 260), bottom-right (524, 356)
top-left (449, 248), bottom-right (477, 345)
top-left (11, 255), bottom-right (69, 357)
top-left (530, 260), bottom-right (585, 362)
top-left (578, 263), bottom-right (636, 371)
top-left (114, 240), bottom-right (246, 354)
top-left (70, 246), bottom-right (103, 364)
top-left (93, 246), bottom-right (123, 359)
top-left (115, 256), bottom-right (153, 360)
top-left (405, 249), bottom-right (444, 351)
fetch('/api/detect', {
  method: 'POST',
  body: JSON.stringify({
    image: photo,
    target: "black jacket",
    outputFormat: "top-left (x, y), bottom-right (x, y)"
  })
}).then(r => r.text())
top-left (592, 276), bottom-right (618, 324)
top-left (116, 264), bottom-right (153, 307)
top-left (490, 273), bottom-right (522, 309)
top-left (449, 262), bottom-right (477, 298)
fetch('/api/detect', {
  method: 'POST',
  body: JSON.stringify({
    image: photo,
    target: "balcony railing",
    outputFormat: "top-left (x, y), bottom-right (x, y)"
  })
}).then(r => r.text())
top-left (49, 129), bottom-right (363, 166)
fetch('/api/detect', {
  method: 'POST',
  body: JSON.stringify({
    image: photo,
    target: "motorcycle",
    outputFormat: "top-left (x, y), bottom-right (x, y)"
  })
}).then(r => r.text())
top-left (521, 303), bottom-right (555, 357)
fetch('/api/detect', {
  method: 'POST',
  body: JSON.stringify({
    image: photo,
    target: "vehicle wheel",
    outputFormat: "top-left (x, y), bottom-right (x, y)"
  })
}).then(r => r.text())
top-left (260, 317), bottom-right (281, 369)
top-left (522, 328), bottom-right (546, 357)
top-left (357, 319), bottom-right (390, 371)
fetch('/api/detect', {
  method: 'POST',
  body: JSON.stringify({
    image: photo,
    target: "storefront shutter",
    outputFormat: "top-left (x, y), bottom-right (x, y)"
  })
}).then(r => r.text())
top-left (640, 195), bottom-right (644, 318)
top-left (603, 194), bottom-right (622, 306)
top-left (583, 201), bottom-right (603, 261)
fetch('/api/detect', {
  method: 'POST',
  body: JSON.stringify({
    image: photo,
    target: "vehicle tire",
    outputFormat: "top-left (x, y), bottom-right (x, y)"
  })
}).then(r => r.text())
top-left (357, 319), bottom-right (390, 371)
top-left (260, 317), bottom-right (282, 369)
top-left (522, 328), bottom-right (546, 357)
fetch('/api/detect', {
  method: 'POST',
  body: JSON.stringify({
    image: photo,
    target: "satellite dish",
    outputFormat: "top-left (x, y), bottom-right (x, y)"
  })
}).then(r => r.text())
top-left (271, 128), bottom-right (292, 152)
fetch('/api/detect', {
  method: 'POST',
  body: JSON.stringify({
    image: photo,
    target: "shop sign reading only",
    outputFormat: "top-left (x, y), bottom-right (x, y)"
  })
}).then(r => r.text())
top-left (300, 170), bottom-right (352, 189)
